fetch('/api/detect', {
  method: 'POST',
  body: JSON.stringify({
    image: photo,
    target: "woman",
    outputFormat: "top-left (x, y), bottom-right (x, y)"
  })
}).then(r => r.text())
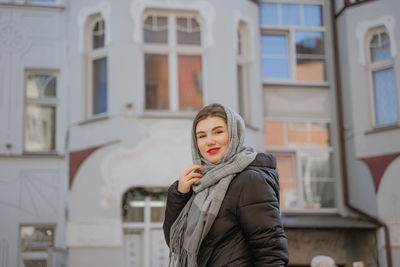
top-left (163, 103), bottom-right (289, 267)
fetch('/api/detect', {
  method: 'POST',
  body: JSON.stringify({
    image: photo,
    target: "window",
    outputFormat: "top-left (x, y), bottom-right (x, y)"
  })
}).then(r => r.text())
top-left (237, 21), bottom-right (251, 123)
top-left (143, 12), bottom-right (203, 112)
top-left (19, 225), bottom-right (55, 267)
top-left (24, 72), bottom-right (58, 153)
top-left (122, 187), bottom-right (169, 267)
top-left (265, 121), bottom-right (334, 209)
top-left (86, 14), bottom-right (108, 117)
top-left (260, 2), bottom-right (326, 82)
top-left (367, 28), bottom-right (398, 126)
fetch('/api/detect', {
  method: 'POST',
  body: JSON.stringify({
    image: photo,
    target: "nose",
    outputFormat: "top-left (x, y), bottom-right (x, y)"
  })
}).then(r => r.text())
top-left (206, 135), bottom-right (216, 146)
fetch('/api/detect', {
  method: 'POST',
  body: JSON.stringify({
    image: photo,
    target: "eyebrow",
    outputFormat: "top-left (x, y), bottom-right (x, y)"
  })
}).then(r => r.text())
top-left (196, 126), bottom-right (225, 135)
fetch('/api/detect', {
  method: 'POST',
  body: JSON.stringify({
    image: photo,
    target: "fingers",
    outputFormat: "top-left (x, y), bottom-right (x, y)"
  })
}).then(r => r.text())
top-left (181, 164), bottom-right (203, 177)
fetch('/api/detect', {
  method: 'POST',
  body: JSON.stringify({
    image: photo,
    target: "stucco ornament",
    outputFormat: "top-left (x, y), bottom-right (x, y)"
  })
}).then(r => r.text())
top-left (0, 24), bottom-right (26, 53)
top-left (100, 120), bottom-right (192, 209)
top-left (356, 15), bottom-right (396, 65)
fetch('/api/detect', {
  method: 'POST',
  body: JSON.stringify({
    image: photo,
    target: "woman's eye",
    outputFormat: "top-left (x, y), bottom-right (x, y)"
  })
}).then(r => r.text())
top-left (215, 131), bottom-right (223, 134)
top-left (198, 135), bottom-right (206, 139)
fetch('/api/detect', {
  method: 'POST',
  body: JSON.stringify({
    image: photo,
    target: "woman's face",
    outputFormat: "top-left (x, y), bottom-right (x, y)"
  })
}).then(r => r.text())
top-left (195, 116), bottom-right (229, 163)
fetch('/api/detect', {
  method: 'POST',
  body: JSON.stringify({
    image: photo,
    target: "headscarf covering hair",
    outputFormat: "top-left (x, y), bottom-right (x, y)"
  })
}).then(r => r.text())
top-left (169, 104), bottom-right (257, 267)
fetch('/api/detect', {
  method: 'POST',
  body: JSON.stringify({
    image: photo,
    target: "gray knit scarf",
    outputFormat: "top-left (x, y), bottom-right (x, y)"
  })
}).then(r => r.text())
top-left (169, 105), bottom-right (257, 267)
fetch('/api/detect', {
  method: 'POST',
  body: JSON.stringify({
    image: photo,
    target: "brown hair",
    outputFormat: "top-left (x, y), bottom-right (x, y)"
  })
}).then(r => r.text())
top-left (192, 103), bottom-right (227, 134)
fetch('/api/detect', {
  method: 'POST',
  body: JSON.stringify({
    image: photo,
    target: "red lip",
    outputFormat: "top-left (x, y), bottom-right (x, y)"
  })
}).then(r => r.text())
top-left (207, 147), bottom-right (220, 155)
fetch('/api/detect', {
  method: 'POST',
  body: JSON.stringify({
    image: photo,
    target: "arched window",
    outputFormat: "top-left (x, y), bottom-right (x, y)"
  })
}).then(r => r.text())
top-left (122, 187), bottom-right (169, 267)
top-left (86, 14), bottom-right (108, 117)
top-left (142, 11), bottom-right (203, 112)
top-left (367, 28), bottom-right (398, 126)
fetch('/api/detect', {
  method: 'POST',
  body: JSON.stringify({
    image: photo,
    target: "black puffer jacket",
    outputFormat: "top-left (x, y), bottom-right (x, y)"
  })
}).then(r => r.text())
top-left (163, 153), bottom-right (289, 266)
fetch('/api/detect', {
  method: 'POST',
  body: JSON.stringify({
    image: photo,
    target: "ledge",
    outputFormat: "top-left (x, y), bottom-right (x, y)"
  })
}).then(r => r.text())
top-left (365, 122), bottom-right (400, 135)
top-left (282, 214), bottom-right (378, 229)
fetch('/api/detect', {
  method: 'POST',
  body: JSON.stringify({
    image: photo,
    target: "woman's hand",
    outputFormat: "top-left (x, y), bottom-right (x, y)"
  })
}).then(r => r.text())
top-left (177, 165), bottom-right (203, 194)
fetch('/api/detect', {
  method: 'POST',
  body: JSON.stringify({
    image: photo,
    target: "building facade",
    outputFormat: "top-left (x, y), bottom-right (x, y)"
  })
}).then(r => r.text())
top-left (0, 0), bottom-right (398, 267)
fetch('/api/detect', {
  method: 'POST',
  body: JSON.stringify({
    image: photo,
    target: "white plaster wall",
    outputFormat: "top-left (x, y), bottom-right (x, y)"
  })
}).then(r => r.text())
top-left (377, 156), bottom-right (400, 267)
top-left (337, 0), bottom-right (400, 158)
top-left (0, 5), bottom-right (68, 267)
top-left (0, 158), bottom-right (67, 267)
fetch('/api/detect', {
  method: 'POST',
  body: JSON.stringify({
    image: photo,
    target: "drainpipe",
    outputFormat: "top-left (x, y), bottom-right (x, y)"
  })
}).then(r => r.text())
top-left (330, 1), bottom-right (392, 266)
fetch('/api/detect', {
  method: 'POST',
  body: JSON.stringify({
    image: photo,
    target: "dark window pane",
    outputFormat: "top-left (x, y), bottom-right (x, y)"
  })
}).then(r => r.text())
top-left (92, 57), bottom-right (108, 115)
top-left (282, 4), bottom-right (300, 25)
top-left (20, 226), bottom-right (54, 252)
top-left (296, 31), bottom-right (324, 55)
top-left (24, 104), bottom-right (56, 152)
top-left (373, 67), bottom-right (398, 125)
top-left (143, 16), bottom-right (168, 44)
top-left (303, 180), bottom-right (335, 208)
top-left (145, 54), bottom-right (169, 110)
top-left (304, 5), bottom-right (322, 26)
top-left (177, 18), bottom-right (201, 45)
top-left (178, 55), bottom-right (203, 110)
top-left (150, 198), bottom-right (166, 222)
top-left (260, 3), bottom-right (278, 25)
top-left (93, 20), bottom-right (105, 49)
top-left (122, 190), bottom-right (145, 222)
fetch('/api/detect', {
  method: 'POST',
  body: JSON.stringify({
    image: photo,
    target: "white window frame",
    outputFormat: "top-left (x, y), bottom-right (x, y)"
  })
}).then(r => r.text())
top-left (365, 27), bottom-right (399, 128)
top-left (18, 224), bottom-right (56, 267)
top-left (237, 21), bottom-right (252, 124)
top-left (122, 190), bottom-right (169, 267)
top-left (265, 118), bottom-right (337, 213)
top-left (142, 10), bottom-right (205, 114)
top-left (260, 0), bottom-right (328, 86)
top-left (23, 70), bottom-right (59, 154)
top-left (86, 14), bottom-right (108, 119)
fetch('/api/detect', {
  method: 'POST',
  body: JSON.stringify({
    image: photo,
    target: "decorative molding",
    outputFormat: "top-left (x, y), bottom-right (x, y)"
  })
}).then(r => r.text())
top-left (232, 9), bottom-right (256, 62)
top-left (66, 220), bottom-right (122, 247)
top-left (356, 15), bottom-right (396, 66)
top-left (129, 0), bottom-right (215, 47)
top-left (360, 152), bottom-right (400, 193)
top-left (0, 169), bottom-right (59, 217)
top-left (77, 2), bottom-right (111, 54)
top-left (0, 23), bottom-right (27, 53)
top-left (100, 120), bottom-right (192, 208)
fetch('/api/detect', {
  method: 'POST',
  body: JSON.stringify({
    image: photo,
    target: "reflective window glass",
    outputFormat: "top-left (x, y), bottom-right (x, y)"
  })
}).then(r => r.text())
top-left (26, 74), bottom-right (56, 98)
top-left (301, 153), bottom-right (334, 208)
top-left (261, 34), bottom-right (289, 78)
top-left (25, 105), bottom-right (56, 152)
top-left (92, 19), bottom-right (105, 49)
top-left (296, 31), bottom-right (324, 55)
top-left (274, 153), bottom-right (297, 208)
top-left (23, 260), bottom-right (47, 267)
top-left (92, 57), bottom-right (108, 115)
top-left (123, 192), bottom-right (145, 222)
top-left (304, 5), bottom-right (322, 26)
top-left (260, 3), bottom-right (278, 25)
top-left (177, 17), bottom-right (201, 45)
top-left (20, 226), bottom-right (54, 252)
top-left (370, 32), bottom-right (391, 62)
top-left (143, 16), bottom-right (168, 44)
top-left (178, 55), bottom-right (203, 110)
top-left (373, 67), bottom-right (398, 125)
top-left (282, 4), bottom-right (301, 26)
top-left (145, 54), bottom-right (169, 110)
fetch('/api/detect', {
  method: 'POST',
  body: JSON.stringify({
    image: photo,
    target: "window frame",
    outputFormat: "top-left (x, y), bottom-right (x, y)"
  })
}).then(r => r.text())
top-left (23, 69), bottom-right (59, 154)
top-left (86, 14), bottom-right (108, 119)
top-left (265, 118), bottom-right (337, 212)
top-left (237, 21), bottom-right (252, 124)
top-left (366, 27), bottom-right (399, 128)
top-left (260, 0), bottom-right (328, 86)
top-left (18, 224), bottom-right (56, 267)
top-left (122, 187), bottom-right (169, 267)
top-left (141, 10), bottom-right (205, 114)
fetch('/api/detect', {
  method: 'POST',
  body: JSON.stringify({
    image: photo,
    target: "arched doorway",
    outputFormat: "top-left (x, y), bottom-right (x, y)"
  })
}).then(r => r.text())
top-left (122, 187), bottom-right (170, 267)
